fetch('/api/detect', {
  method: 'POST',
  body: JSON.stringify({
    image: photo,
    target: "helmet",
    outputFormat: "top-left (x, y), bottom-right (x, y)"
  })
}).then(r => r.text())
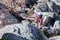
top-left (37, 12), bottom-right (42, 18)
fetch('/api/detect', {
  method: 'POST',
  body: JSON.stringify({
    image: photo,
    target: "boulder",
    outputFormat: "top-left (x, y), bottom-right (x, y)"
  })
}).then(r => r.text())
top-left (25, 0), bottom-right (37, 8)
top-left (46, 2), bottom-right (54, 12)
top-left (52, 21), bottom-right (60, 34)
top-left (0, 0), bottom-right (26, 7)
top-left (0, 21), bottom-right (48, 40)
top-left (46, 2), bottom-right (60, 13)
top-left (36, 2), bottom-right (60, 12)
top-left (0, 6), bottom-right (18, 28)
top-left (36, 3), bottom-right (49, 12)
top-left (56, 15), bottom-right (60, 21)
top-left (0, 0), bottom-right (26, 13)
top-left (43, 16), bottom-right (52, 26)
top-left (37, 0), bottom-right (49, 2)
top-left (49, 36), bottom-right (60, 40)
top-left (50, 0), bottom-right (60, 5)
top-left (53, 21), bottom-right (60, 30)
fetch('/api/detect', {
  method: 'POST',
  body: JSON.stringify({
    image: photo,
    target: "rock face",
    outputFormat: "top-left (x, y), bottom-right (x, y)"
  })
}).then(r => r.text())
top-left (53, 21), bottom-right (60, 30)
top-left (0, 0), bottom-right (37, 12)
top-left (0, 0), bottom-right (26, 7)
top-left (50, 0), bottom-right (60, 5)
top-left (36, 3), bottom-right (49, 12)
top-left (0, 3), bottom-right (18, 28)
top-left (0, 21), bottom-right (48, 40)
top-left (0, 0), bottom-right (60, 40)
top-left (56, 15), bottom-right (60, 20)
top-left (49, 36), bottom-right (60, 40)
top-left (52, 21), bottom-right (60, 34)
top-left (37, 0), bottom-right (49, 2)
top-left (36, 2), bottom-right (60, 13)
top-left (25, 0), bottom-right (37, 8)
top-left (46, 2), bottom-right (60, 13)
top-left (0, 0), bottom-right (26, 12)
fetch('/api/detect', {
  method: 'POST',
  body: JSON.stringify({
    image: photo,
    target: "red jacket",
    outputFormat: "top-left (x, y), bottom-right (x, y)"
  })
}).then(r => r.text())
top-left (39, 18), bottom-right (43, 25)
top-left (34, 13), bottom-right (43, 25)
top-left (34, 10), bottom-right (43, 25)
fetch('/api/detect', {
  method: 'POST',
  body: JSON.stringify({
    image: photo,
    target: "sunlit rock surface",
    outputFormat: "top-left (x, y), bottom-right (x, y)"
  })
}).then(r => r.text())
top-left (53, 21), bottom-right (60, 30)
top-left (49, 36), bottom-right (60, 40)
top-left (50, 0), bottom-right (60, 5)
top-left (37, 0), bottom-right (49, 2)
top-left (36, 2), bottom-right (60, 12)
top-left (0, 21), bottom-right (48, 40)
top-left (0, 0), bottom-right (60, 40)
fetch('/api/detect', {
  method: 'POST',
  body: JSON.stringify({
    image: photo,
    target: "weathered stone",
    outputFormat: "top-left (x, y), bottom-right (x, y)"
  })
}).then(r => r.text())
top-left (25, 0), bottom-right (37, 8)
top-left (46, 2), bottom-right (60, 13)
top-left (52, 21), bottom-right (60, 34)
top-left (49, 36), bottom-right (60, 40)
top-left (0, 7), bottom-right (18, 27)
top-left (36, 2), bottom-right (60, 12)
top-left (0, 21), bottom-right (48, 40)
top-left (43, 16), bottom-right (52, 26)
top-left (36, 3), bottom-right (49, 12)
top-left (46, 2), bottom-right (54, 12)
top-left (53, 21), bottom-right (60, 30)
top-left (0, 0), bottom-right (26, 13)
top-left (37, 0), bottom-right (49, 2)
top-left (50, 0), bottom-right (60, 5)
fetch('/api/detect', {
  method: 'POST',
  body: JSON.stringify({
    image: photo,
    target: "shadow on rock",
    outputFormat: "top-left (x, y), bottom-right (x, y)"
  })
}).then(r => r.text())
top-left (1, 33), bottom-right (28, 40)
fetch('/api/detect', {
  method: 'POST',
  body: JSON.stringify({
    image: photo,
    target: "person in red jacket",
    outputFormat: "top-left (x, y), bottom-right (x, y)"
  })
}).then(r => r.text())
top-left (36, 14), bottom-right (43, 29)
top-left (39, 14), bottom-right (43, 26)
top-left (34, 10), bottom-right (43, 28)
top-left (34, 10), bottom-right (39, 28)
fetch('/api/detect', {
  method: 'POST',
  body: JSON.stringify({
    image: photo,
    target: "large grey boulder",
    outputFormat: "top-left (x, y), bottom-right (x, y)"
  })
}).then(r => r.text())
top-left (0, 4), bottom-right (18, 28)
top-left (37, 0), bottom-right (49, 2)
top-left (49, 36), bottom-right (60, 40)
top-left (36, 3), bottom-right (49, 12)
top-left (36, 2), bottom-right (60, 12)
top-left (52, 21), bottom-right (60, 34)
top-left (57, 15), bottom-right (60, 20)
top-left (50, 0), bottom-right (60, 5)
top-left (53, 21), bottom-right (60, 30)
top-left (0, 0), bottom-right (26, 7)
top-left (0, 0), bottom-right (26, 13)
top-left (0, 21), bottom-right (48, 40)
top-left (25, 0), bottom-right (37, 7)
top-left (46, 2), bottom-right (60, 13)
